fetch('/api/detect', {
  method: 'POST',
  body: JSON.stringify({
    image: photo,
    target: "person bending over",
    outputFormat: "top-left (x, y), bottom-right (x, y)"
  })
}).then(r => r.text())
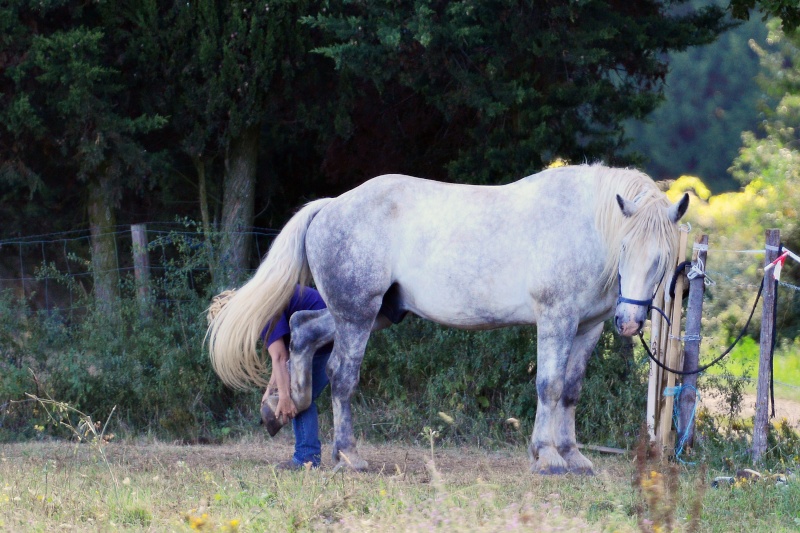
top-left (263, 285), bottom-right (331, 470)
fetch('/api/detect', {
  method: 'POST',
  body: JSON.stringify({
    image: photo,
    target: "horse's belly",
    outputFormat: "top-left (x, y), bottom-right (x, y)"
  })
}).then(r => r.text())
top-left (397, 279), bottom-right (536, 329)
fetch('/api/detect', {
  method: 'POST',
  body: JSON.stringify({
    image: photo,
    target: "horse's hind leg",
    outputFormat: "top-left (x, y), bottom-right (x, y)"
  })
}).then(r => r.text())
top-left (327, 318), bottom-right (376, 471)
top-left (289, 310), bottom-right (391, 411)
top-left (259, 309), bottom-right (334, 433)
top-left (288, 309), bottom-right (336, 411)
top-left (555, 322), bottom-right (604, 475)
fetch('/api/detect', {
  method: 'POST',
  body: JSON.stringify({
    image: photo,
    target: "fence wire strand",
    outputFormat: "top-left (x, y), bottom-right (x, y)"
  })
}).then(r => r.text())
top-left (0, 225), bottom-right (278, 309)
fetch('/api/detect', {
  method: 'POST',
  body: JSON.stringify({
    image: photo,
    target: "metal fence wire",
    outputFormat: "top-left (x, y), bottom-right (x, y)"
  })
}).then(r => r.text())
top-left (0, 223), bottom-right (279, 313)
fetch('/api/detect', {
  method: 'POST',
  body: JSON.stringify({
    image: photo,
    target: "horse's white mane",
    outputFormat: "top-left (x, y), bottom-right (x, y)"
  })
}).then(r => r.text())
top-left (591, 165), bottom-right (678, 291)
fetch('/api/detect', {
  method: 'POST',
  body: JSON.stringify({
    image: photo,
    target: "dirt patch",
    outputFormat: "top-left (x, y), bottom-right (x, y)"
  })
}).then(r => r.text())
top-left (0, 434), bottom-right (627, 481)
top-left (702, 393), bottom-right (800, 428)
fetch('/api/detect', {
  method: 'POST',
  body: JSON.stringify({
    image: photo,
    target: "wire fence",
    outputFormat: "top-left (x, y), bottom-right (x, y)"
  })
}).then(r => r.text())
top-left (3, 225), bottom-right (800, 307)
top-left (0, 222), bottom-right (280, 312)
top-left (4, 224), bottom-right (800, 322)
top-left (3, 225), bottom-right (800, 401)
top-left (682, 243), bottom-right (800, 397)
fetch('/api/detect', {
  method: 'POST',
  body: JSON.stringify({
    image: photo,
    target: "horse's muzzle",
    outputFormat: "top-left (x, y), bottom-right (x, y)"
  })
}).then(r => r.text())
top-left (615, 317), bottom-right (644, 337)
top-left (615, 293), bottom-right (650, 337)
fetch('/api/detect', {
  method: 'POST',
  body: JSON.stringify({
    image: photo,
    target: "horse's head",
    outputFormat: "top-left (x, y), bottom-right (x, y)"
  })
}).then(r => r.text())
top-left (613, 192), bottom-right (689, 336)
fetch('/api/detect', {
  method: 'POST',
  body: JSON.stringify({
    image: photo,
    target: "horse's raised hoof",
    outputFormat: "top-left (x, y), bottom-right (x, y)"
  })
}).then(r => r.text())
top-left (260, 397), bottom-right (285, 437)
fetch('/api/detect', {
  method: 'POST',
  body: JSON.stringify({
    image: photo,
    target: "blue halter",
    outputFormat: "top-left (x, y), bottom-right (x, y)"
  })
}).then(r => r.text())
top-left (616, 272), bottom-right (671, 326)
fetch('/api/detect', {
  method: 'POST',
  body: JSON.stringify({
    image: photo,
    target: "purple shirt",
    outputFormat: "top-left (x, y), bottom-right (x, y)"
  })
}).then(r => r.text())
top-left (264, 286), bottom-right (327, 347)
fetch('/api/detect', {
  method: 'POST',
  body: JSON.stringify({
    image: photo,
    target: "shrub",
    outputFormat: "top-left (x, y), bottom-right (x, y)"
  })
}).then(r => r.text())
top-left (356, 318), bottom-right (648, 448)
top-left (0, 228), bottom-right (260, 443)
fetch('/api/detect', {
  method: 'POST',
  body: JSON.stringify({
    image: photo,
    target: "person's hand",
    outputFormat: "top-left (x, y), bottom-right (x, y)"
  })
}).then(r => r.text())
top-left (275, 395), bottom-right (297, 424)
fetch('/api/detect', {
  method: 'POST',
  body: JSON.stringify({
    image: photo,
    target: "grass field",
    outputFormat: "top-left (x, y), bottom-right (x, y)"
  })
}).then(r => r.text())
top-left (1, 434), bottom-right (798, 532)
top-left (703, 339), bottom-right (800, 403)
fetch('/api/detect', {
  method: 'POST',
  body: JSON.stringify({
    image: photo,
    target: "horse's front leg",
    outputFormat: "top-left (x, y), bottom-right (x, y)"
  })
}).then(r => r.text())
top-left (554, 321), bottom-right (604, 475)
top-left (529, 318), bottom-right (576, 475)
top-left (328, 319), bottom-right (373, 471)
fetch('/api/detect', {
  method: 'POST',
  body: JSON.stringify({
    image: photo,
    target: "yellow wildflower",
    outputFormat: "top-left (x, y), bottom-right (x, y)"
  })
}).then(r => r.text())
top-left (547, 158), bottom-right (569, 169)
top-left (223, 519), bottom-right (240, 532)
top-left (185, 512), bottom-right (210, 530)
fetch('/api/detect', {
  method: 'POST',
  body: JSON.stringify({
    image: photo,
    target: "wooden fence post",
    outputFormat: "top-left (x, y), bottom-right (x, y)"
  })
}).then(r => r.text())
top-left (752, 229), bottom-right (780, 464)
top-left (646, 285), bottom-right (665, 440)
top-left (677, 234), bottom-right (708, 450)
top-left (131, 224), bottom-right (151, 317)
top-left (658, 228), bottom-right (689, 451)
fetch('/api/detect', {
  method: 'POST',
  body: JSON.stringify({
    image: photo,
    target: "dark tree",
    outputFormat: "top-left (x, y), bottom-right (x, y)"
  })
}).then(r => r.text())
top-left (0, 1), bottom-right (165, 312)
top-left (625, 10), bottom-right (767, 191)
top-left (307, 1), bottom-right (739, 183)
top-left (136, 1), bottom-right (338, 287)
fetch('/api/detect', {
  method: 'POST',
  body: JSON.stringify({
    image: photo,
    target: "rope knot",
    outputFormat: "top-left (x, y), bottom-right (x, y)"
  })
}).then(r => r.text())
top-left (686, 256), bottom-right (715, 287)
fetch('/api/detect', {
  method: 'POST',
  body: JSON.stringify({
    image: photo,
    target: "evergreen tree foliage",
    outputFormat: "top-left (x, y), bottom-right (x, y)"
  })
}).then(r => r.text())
top-left (307, 1), bottom-right (733, 183)
top-left (0, 2), bottom-right (165, 232)
top-left (730, 0), bottom-right (800, 31)
top-left (0, 1), bottom-right (166, 310)
top-left (130, 1), bottom-right (339, 286)
top-left (625, 1), bottom-right (768, 192)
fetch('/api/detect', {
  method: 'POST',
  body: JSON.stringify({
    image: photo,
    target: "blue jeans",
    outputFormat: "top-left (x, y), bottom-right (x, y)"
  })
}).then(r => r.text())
top-left (291, 347), bottom-right (331, 466)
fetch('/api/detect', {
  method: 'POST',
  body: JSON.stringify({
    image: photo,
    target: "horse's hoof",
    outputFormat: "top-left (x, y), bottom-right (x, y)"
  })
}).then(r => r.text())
top-left (260, 402), bottom-right (285, 437)
top-left (568, 466), bottom-right (596, 476)
top-left (336, 450), bottom-right (369, 471)
top-left (533, 464), bottom-right (568, 475)
top-left (562, 450), bottom-right (595, 476)
top-left (531, 447), bottom-right (569, 475)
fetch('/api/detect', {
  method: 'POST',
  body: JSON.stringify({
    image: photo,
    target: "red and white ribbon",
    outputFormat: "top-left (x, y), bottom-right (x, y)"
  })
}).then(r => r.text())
top-left (764, 249), bottom-right (800, 281)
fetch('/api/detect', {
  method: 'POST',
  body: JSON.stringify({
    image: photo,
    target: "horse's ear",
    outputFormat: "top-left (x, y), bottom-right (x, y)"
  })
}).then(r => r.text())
top-left (668, 192), bottom-right (690, 223)
top-left (616, 194), bottom-right (637, 218)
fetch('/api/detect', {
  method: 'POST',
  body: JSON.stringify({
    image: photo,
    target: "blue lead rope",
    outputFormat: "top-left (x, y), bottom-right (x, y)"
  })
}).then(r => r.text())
top-left (663, 384), bottom-right (699, 464)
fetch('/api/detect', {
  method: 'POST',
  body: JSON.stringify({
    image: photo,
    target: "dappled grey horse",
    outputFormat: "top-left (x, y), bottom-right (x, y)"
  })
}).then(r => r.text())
top-left (207, 164), bottom-right (688, 475)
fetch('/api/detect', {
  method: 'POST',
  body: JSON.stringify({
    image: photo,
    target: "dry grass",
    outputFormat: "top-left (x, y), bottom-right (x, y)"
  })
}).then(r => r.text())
top-left (0, 436), bottom-right (637, 532)
top-left (0, 436), bottom-right (798, 532)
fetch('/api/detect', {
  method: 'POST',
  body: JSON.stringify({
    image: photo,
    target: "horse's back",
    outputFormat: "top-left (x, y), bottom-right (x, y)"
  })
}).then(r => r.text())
top-left (304, 169), bottom-right (611, 328)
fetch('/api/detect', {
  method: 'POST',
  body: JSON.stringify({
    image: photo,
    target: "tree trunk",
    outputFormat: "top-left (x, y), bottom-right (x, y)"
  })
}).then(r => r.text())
top-left (194, 156), bottom-right (216, 280)
top-left (87, 173), bottom-right (119, 316)
top-left (220, 124), bottom-right (260, 287)
top-left (195, 156), bottom-right (213, 237)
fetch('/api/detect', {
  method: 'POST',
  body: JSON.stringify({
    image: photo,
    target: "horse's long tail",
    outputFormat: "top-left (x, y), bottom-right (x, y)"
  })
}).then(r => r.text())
top-left (206, 198), bottom-right (333, 390)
